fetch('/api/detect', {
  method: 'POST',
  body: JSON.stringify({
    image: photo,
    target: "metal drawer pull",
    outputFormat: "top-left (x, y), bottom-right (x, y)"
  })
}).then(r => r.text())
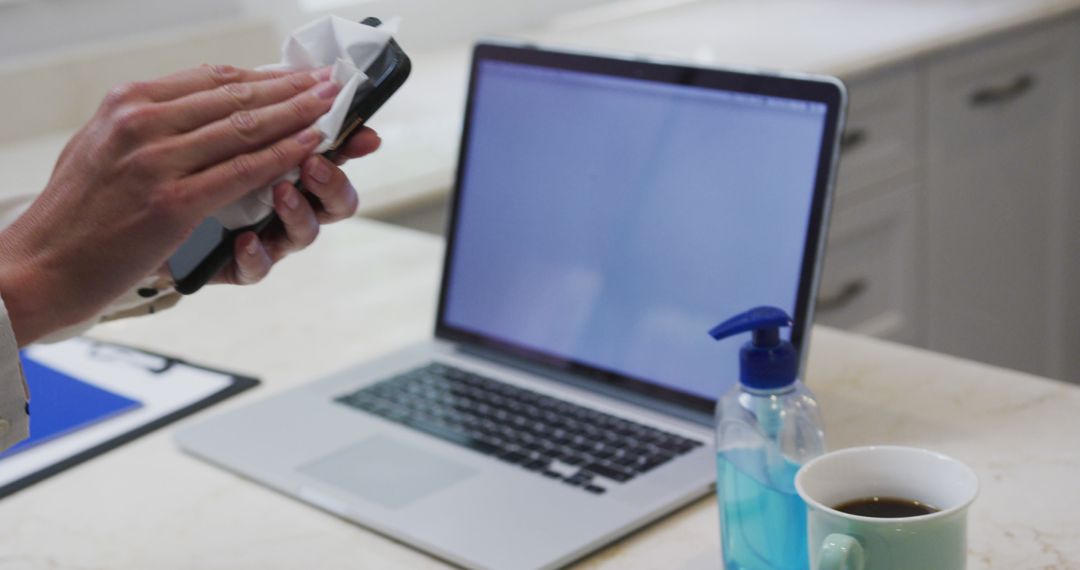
top-left (840, 128), bottom-right (868, 153)
top-left (969, 74), bottom-right (1035, 107)
top-left (816, 279), bottom-right (868, 312)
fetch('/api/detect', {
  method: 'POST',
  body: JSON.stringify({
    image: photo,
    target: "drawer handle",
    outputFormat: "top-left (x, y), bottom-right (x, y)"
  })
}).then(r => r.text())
top-left (816, 279), bottom-right (868, 313)
top-left (840, 128), bottom-right (868, 153)
top-left (969, 74), bottom-right (1035, 107)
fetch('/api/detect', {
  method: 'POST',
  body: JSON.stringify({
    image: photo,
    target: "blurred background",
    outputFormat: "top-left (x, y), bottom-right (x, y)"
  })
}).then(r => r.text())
top-left (1, 0), bottom-right (1078, 384)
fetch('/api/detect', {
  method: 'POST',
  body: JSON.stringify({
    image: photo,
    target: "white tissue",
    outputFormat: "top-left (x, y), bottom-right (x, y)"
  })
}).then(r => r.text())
top-left (211, 16), bottom-right (399, 230)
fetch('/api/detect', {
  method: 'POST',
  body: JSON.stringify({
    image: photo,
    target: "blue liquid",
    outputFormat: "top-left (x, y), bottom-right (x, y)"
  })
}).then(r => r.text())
top-left (717, 451), bottom-right (808, 570)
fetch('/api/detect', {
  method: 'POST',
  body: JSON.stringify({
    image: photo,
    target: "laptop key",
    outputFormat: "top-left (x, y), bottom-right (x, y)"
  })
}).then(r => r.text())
top-left (560, 453), bottom-right (587, 466)
top-left (498, 449), bottom-right (529, 464)
top-left (592, 448), bottom-right (618, 460)
top-left (670, 441), bottom-right (699, 455)
top-left (522, 458), bottom-right (550, 471)
top-left (611, 454), bottom-right (641, 468)
top-left (569, 441), bottom-right (595, 454)
top-left (637, 453), bottom-right (676, 473)
top-left (583, 462), bottom-right (634, 482)
top-left (522, 441), bottom-right (547, 452)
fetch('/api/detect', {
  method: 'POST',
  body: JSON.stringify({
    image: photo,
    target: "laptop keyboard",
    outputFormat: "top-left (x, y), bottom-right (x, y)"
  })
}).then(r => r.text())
top-left (335, 363), bottom-right (704, 495)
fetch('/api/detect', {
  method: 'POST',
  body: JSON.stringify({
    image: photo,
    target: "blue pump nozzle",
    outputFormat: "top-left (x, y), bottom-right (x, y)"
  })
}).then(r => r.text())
top-left (709, 306), bottom-right (798, 390)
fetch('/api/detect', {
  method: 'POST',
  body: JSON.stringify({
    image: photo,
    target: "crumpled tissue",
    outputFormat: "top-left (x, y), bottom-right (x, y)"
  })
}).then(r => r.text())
top-left (212, 15), bottom-right (398, 229)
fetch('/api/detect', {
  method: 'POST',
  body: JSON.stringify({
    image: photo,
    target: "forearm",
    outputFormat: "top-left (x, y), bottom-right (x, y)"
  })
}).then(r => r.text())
top-left (0, 195), bottom-right (182, 347)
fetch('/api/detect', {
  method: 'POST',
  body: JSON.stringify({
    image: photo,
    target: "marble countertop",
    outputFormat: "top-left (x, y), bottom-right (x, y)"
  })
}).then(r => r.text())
top-left (2, 0), bottom-right (1078, 217)
top-left (530, 0), bottom-right (1080, 78)
top-left (349, 0), bottom-right (1080, 214)
top-left (0, 219), bottom-right (1076, 568)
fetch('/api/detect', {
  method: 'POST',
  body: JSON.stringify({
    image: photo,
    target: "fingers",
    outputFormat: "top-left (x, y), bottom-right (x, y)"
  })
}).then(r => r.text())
top-left (227, 232), bottom-right (274, 285)
top-left (143, 65), bottom-right (294, 102)
top-left (332, 127), bottom-right (382, 164)
top-left (268, 181), bottom-right (320, 259)
top-left (169, 80), bottom-right (340, 173)
top-left (178, 126), bottom-right (325, 215)
top-left (300, 156), bottom-right (359, 223)
top-left (94, 68), bottom-right (322, 154)
top-left (217, 182), bottom-right (319, 285)
top-left (161, 67), bottom-right (332, 133)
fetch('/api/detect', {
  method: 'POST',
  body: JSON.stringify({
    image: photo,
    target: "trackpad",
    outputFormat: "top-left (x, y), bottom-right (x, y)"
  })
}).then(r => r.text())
top-left (299, 435), bottom-right (476, 510)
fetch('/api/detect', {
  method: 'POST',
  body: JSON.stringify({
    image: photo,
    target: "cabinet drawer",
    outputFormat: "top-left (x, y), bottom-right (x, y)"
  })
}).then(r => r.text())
top-left (1068, 19), bottom-right (1080, 381)
top-left (927, 23), bottom-right (1071, 151)
top-left (816, 181), bottom-right (919, 344)
top-left (925, 23), bottom-right (1072, 377)
top-left (834, 67), bottom-right (920, 202)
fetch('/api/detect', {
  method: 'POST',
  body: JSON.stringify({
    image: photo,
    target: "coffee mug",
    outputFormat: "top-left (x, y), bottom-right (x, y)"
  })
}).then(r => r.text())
top-left (795, 446), bottom-right (979, 570)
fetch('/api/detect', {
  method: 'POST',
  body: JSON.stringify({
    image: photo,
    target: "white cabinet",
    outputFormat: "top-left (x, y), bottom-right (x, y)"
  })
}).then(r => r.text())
top-left (834, 68), bottom-right (922, 203)
top-left (817, 176), bottom-right (921, 344)
top-left (1064, 18), bottom-right (1080, 382)
top-left (818, 21), bottom-right (1080, 381)
top-left (818, 67), bottom-right (925, 345)
top-left (924, 25), bottom-right (1074, 377)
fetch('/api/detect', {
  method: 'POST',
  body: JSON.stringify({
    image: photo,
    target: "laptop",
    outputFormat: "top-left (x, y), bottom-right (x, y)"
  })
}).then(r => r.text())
top-left (176, 42), bottom-right (846, 569)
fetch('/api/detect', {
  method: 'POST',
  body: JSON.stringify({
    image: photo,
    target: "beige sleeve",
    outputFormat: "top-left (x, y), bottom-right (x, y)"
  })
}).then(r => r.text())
top-left (0, 291), bottom-right (29, 451)
top-left (0, 194), bottom-right (33, 450)
top-left (37, 277), bottom-right (183, 343)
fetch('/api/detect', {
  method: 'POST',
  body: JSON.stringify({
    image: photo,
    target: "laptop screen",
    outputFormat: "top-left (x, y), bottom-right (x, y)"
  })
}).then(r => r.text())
top-left (437, 45), bottom-right (842, 414)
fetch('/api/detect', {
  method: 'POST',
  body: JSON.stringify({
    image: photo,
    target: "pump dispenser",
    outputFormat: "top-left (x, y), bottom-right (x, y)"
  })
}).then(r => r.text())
top-left (710, 306), bottom-right (825, 570)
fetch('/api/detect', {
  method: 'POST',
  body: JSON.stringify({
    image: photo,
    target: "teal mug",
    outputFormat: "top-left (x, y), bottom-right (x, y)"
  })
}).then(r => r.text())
top-left (795, 446), bottom-right (979, 570)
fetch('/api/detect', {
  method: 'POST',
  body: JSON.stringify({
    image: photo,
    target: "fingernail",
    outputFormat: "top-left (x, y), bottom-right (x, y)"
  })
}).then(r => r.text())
top-left (284, 188), bottom-right (301, 210)
top-left (314, 81), bottom-right (341, 100)
top-left (245, 237), bottom-right (258, 256)
top-left (296, 128), bottom-right (322, 145)
top-left (310, 157), bottom-right (332, 184)
top-left (310, 67), bottom-right (332, 82)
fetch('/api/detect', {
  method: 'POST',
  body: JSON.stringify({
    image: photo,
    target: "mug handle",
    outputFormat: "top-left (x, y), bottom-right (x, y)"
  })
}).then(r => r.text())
top-left (818, 533), bottom-right (865, 570)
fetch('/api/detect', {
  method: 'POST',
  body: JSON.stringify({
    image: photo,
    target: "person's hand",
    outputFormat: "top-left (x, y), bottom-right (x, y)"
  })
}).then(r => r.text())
top-left (210, 128), bottom-right (380, 285)
top-left (0, 64), bottom-right (348, 345)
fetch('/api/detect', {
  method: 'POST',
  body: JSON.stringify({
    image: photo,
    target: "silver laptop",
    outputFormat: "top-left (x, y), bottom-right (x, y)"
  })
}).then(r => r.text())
top-left (177, 43), bottom-right (846, 570)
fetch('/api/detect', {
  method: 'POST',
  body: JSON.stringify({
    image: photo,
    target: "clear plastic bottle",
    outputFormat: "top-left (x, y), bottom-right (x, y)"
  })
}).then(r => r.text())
top-left (709, 307), bottom-right (826, 570)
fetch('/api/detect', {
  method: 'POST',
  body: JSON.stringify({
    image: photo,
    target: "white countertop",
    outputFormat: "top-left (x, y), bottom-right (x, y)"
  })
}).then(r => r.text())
top-left (530, 0), bottom-right (1080, 77)
top-left (2, 0), bottom-right (1077, 215)
top-left (0, 219), bottom-right (1076, 568)
top-left (4, 0), bottom-right (1075, 216)
top-left (350, 0), bottom-right (1080, 214)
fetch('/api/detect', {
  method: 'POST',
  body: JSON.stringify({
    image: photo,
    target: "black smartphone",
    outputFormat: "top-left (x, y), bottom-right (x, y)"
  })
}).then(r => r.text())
top-left (168, 17), bottom-right (411, 295)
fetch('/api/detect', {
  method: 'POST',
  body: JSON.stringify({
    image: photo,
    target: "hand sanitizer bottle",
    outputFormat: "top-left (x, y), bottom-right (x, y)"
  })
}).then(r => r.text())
top-left (709, 307), bottom-right (826, 570)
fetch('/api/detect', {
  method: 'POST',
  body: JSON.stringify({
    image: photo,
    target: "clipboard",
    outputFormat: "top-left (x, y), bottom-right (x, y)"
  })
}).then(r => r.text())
top-left (0, 337), bottom-right (258, 499)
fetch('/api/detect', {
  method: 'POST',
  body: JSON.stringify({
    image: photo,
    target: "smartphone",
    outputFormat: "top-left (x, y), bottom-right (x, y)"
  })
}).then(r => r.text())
top-left (168, 17), bottom-right (411, 295)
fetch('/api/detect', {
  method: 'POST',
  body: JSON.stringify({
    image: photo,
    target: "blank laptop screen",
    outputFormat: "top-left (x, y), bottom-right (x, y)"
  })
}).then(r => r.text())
top-left (440, 55), bottom-right (830, 403)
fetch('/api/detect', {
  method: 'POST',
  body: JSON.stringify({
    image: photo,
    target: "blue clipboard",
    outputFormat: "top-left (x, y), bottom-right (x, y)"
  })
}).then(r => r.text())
top-left (0, 341), bottom-right (258, 499)
top-left (0, 356), bottom-right (142, 458)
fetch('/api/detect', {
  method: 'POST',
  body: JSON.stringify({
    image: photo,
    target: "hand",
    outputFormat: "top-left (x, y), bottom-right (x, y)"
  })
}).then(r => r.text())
top-left (0, 64), bottom-right (344, 345)
top-left (211, 128), bottom-right (381, 285)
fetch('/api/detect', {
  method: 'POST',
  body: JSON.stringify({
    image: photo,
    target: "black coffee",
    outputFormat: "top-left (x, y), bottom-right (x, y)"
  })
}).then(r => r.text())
top-left (833, 496), bottom-right (940, 518)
